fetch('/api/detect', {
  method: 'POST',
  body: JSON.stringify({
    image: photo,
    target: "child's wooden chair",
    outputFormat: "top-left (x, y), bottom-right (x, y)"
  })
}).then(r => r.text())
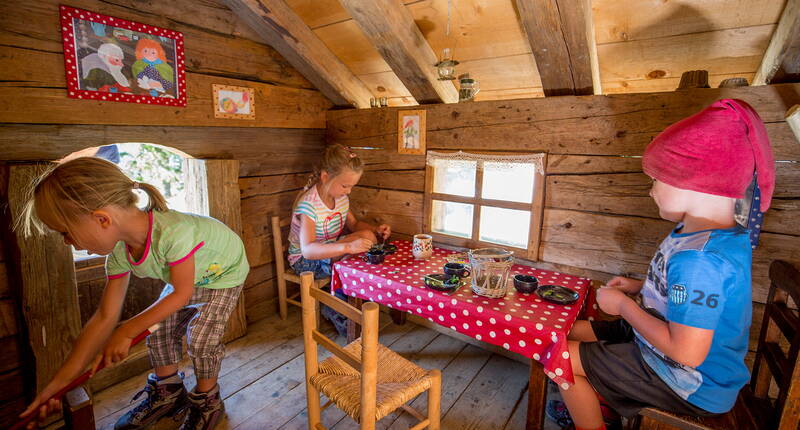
top-left (271, 215), bottom-right (329, 320)
top-left (298, 272), bottom-right (441, 430)
top-left (633, 259), bottom-right (800, 430)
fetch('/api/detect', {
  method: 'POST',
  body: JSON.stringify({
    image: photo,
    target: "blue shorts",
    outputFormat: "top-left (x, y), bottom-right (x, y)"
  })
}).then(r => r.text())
top-left (291, 257), bottom-right (332, 280)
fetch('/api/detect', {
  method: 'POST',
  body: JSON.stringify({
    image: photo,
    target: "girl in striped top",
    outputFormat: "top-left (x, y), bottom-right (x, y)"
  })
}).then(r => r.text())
top-left (287, 144), bottom-right (391, 280)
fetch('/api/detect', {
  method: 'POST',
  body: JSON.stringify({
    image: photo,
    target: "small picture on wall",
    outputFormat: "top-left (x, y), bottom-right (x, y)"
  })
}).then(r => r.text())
top-left (398, 110), bottom-right (426, 155)
top-left (59, 5), bottom-right (187, 106)
top-left (212, 84), bottom-right (256, 120)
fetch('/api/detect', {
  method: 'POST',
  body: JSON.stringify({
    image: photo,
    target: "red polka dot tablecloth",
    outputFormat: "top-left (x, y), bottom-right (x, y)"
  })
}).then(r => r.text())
top-left (331, 241), bottom-right (590, 389)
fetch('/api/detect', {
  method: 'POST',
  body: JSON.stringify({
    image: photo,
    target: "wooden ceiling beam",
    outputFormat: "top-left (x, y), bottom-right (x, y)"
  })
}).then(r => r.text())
top-left (515, 0), bottom-right (597, 96)
top-left (224, 0), bottom-right (373, 108)
top-left (338, 0), bottom-right (459, 104)
top-left (753, 0), bottom-right (800, 85)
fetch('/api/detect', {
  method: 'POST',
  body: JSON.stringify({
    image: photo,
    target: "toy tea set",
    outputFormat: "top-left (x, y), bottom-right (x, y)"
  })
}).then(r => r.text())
top-left (414, 234), bottom-right (579, 304)
top-left (360, 233), bottom-right (578, 304)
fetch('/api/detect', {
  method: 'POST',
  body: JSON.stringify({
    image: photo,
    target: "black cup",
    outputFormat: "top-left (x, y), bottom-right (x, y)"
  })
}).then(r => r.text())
top-left (513, 274), bottom-right (539, 294)
top-left (444, 262), bottom-right (471, 278)
top-left (362, 249), bottom-right (385, 264)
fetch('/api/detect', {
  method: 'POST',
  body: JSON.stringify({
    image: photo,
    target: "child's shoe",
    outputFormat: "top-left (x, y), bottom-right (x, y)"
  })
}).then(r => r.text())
top-left (545, 399), bottom-right (574, 428)
top-left (115, 372), bottom-right (188, 429)
top-left (179, 384), bottom-right (225, 430)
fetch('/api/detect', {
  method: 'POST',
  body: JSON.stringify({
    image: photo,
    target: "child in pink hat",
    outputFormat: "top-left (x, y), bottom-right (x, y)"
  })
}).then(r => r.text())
top-left (550, 99), bottom-right (775, 430)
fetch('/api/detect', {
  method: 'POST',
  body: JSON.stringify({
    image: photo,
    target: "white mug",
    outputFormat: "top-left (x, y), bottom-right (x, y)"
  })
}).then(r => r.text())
top-left (412, 234), bottom-right (433, 260)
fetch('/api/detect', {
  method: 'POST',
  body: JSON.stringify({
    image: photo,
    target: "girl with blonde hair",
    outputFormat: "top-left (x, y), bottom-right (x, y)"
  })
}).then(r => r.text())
top-left (287, 145), bottom-right (391, 334)
top-left (18, 156), bottom-right (248, 430)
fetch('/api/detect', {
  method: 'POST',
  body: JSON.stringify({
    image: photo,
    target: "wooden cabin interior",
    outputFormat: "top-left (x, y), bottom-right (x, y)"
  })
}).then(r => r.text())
top-left (0, 0), bottom-right (798, 429)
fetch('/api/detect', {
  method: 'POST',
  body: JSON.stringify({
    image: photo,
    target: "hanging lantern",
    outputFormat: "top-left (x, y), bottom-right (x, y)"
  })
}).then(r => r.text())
top-left (435, 48), bottom-right (459, 80)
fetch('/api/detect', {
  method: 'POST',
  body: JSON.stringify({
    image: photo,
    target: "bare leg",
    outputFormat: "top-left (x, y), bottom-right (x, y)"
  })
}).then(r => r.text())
top-left (569, 320), bottom-right (598, 342)
top-left (154, 364), bottom-right (179, 379)
top-left (195, 377), bottom-right (217, 393)
top-left (558, 341), bottom-right (603, 429)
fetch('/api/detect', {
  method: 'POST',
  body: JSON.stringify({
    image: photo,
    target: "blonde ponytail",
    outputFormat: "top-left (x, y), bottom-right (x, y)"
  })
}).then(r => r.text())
top-left (15, 156), bottom-right (169, 237)
top-left (136, 182), bottom-right (169, 212)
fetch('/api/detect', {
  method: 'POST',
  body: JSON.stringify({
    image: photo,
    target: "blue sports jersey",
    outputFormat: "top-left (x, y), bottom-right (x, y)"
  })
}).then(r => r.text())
top-left (634, 224), bottom-right (752, 413)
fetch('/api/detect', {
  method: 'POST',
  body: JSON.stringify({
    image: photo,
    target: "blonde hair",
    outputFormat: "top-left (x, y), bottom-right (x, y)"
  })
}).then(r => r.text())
top-left (293, 144), bottom-right (363, 209)
top-left (16, 157), bottom-right (168, 237)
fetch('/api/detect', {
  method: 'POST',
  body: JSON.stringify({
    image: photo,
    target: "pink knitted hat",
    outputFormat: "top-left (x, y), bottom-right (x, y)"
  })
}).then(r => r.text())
top-left (642, 99), bottom-right (775, 212)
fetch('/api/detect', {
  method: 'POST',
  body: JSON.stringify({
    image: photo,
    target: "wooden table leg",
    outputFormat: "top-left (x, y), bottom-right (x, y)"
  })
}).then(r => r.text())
top-left (389, 309), bottom-right (407, 325)
top-left (527, 360), bottom-right (547, 430)
top-left (346, 296), bottom-right (363, 343)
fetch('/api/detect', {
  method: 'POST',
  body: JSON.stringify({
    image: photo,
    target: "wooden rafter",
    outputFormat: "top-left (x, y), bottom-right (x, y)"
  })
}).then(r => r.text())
top-left (753, 0), bottom-right (800, 85)
top-left (515, 0), bottom-right (597, 96)
top-left (224, 0), bottom-right (373, 108)
top-left (338, 0), bottom-right (459, 104)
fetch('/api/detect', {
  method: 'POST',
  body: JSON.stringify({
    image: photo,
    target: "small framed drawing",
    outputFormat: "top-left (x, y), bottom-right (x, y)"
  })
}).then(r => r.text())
top-left (212, 84), bottom-right (255, 120)
top-left (397, 110), bottom-right (426, 155)
top-left (59, 5), bottom-right (187, 106)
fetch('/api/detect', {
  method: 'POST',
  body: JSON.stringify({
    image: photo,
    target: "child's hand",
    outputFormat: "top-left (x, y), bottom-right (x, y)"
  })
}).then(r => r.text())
top-left (605, 276), bottom-right (644, 294)
top-left (346, 238), bottom-right (373, 254)
top-left (101, 327), bottom-right (134, 368)
top-left (376, 224), bottom-right (391, 240)
top-left (596, 287), bottom-right (632, 316)
top-left (20, 380), bottom-right (65, 428)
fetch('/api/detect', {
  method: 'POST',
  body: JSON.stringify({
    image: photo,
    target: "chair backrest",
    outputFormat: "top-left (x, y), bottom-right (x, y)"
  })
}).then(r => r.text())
top-left (299, 272), bottom-right (380, 424)
top-left (751, 260), bottom-right (800, 430)
top-left (271, 215), bottom-right (291, 274)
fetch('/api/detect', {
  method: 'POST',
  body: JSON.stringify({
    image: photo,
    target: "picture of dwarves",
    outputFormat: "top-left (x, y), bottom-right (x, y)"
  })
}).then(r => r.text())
top-left (133, 39), bottom-right (175, 97)
top-left (60, 5), bottom-right (186, 105)
top-left (81, 43), bottom-right (131, 93)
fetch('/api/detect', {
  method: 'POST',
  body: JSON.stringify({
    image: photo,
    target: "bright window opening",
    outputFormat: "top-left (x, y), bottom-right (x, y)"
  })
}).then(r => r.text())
top-left (426, 151), bottom-right (546, 259)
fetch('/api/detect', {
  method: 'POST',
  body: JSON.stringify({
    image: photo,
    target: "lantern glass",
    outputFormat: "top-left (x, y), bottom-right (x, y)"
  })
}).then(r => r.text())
top-left (435, 48), bottom-right (458, 80)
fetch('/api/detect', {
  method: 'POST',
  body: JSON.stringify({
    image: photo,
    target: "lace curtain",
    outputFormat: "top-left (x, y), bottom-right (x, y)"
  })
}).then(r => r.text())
top-left (426, 150), bottom-right (545, 174)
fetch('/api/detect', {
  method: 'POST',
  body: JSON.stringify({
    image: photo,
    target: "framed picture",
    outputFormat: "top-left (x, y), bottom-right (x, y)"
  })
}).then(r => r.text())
top-left (59, 5), bottom-right (187, 106)
top-left (397, 110), bottom-right (426, 155)
top-left (212, 84), bottom-right (255, 120)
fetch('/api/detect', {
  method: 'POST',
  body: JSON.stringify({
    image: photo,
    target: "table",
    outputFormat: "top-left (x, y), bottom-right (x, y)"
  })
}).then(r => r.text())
top-left (332, 241), bottom-right (591, 430)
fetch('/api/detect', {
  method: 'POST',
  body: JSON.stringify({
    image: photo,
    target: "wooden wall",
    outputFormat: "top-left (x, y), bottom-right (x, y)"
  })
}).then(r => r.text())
top-left (327, 83), bottom-right (800, 330)
top-left (0, 0), bottom-right (330, 423)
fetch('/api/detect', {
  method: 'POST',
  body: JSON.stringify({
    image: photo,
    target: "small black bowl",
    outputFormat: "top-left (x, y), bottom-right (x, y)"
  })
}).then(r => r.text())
top-left (362, 249), bottom-right (386, 264)
top-left (513, 274), bottom-right (539, 294)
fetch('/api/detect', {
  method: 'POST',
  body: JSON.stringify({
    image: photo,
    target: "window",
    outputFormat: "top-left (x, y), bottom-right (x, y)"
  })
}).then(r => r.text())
top-left (424, 151), bottom-right (546, 260)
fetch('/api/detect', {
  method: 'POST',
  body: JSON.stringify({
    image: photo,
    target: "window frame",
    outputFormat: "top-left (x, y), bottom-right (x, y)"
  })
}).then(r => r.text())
top-left (423, 151), bottom-right (547, 260)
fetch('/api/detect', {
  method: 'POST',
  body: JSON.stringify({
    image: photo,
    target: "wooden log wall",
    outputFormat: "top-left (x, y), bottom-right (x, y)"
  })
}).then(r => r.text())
top-left (327, 83), bottom-right (800, 355)
top-left (0, 0), bottom-right (330, 423)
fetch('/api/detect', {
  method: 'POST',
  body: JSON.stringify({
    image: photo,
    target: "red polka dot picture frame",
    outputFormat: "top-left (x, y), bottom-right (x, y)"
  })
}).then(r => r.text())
top-left (59, 5), bottom-right (187, 106)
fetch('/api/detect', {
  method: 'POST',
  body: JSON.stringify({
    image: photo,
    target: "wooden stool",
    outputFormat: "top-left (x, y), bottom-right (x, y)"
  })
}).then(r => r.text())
top-left (270, 216), bottom-right (329, 321)
top-left (632, 260), bottom-right (800, 430)
top-left (299, 272), bottom-right (441, 430)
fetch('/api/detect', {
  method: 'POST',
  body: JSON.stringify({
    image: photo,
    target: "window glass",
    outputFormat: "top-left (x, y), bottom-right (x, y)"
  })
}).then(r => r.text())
top-left (479, 206), bottom-right (530, 248)
top-left (482, 162), bottom-right (535, 203)
top-left (431, 200), bottom-right (473, 238)
top-left (432, 159), bottom-right (476, 197)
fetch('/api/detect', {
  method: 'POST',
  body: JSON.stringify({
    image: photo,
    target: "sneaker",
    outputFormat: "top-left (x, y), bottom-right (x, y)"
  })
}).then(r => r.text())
top-left (115, 372), bottom-right (188, 429)
top-left (179, 384), bottom-right (225, 430)
top-left (545, 399), bottom-right (574, 428)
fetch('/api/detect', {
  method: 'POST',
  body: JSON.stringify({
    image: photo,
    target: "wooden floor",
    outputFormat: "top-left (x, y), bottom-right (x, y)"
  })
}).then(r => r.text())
top-left (94, 311), bottom-right (560, 430)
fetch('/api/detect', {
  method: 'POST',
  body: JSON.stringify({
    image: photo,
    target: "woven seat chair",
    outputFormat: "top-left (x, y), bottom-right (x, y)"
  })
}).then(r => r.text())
top-left (271, 215), bottom-right (329, 320)
top-left (632, 260), bottom-right (800, 430)
top-left (299, 272), bottom-right (441, 430)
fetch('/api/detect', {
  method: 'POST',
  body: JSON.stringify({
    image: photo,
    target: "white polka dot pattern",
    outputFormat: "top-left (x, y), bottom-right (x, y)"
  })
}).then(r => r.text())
top-left (329, 240), bottom-right (588, 389)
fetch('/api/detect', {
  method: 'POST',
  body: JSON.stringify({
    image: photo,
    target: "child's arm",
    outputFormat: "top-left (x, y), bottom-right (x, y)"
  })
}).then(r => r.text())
top-left (298, 214), bottom-right (371, 260)
top-left (99, 256), bottom-right (195, 368)
top-left (21, 274), bottom-right (131, 421)
top-left (606, 276), bottom-right (644, 294)
top-left (597, 287), bottom-right (714, 367)
top-left (346, 212), bottom-right (391, 240)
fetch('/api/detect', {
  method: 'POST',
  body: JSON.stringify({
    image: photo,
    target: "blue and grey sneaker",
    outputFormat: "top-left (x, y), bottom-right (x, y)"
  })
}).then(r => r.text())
top-left (545, 399), bottom-right (574, 428)
top-left (115, 372), bottom-right (188, 429)
top-left (179, 384), bottom-right (225, 430)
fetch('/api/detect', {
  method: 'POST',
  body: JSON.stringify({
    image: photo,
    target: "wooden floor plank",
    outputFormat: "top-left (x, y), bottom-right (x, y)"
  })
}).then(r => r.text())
top-left (93, 312), bottom-right (541, 430)
top-left (439, 354), bottom-right (530, 430)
